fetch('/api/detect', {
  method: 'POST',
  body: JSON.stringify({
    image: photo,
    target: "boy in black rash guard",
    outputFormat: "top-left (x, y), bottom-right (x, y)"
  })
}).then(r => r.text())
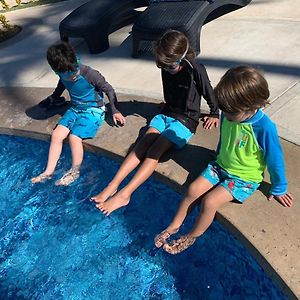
top-left (92, 30), bottom-right (219, 215)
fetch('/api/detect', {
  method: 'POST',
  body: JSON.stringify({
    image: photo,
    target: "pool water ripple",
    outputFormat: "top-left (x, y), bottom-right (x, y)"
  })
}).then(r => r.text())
top-left (0, 135), bottom-right (286, 299)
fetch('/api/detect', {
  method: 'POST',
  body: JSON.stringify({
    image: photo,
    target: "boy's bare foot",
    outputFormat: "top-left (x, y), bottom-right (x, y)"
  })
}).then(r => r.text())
top-left (31, 172), bottom-right (52, 184)
top-left (90, 183), bottom-right (118, 203)
top-left (163, 235), bottom-right (196, 255)
top-left (55, 167), bottom-right (80, 186)
top-left (154, 228), bottom-right (179, 248)
top-left (96, 191), bottom-right (130, 216)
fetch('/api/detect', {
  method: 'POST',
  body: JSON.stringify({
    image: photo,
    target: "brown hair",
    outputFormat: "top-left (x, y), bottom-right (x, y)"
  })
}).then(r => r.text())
top-left (47, 42), bottom-right (77, 73)
top-left (154, 30), bottom-right (195, 68)
top-left (214, 66), bottom-right (270, 113)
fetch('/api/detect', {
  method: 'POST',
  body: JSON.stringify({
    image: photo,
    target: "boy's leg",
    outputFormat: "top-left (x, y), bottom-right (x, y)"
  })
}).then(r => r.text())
top-left (55, 134), bottom-right (83, 186)
top-left (69, 134), bottom-right (84, 167)
top-left (31, 125), bottom-right (70, 183)
top-left (97, 134), bottom-right (173, 215)
top-left (163, 185), bottom-right (233, 254)
top-left (155, 176), bottom-right (213, 248)
top-left (91, 127), bottom-right (161, 203)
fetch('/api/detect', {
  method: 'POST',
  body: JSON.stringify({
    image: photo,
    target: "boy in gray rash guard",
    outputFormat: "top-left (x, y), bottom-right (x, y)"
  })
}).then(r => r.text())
top-left (32, 42), bottom-right (125, 186)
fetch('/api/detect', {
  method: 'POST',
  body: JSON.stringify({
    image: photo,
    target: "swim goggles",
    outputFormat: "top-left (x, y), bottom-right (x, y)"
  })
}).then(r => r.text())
top-left (158, 42), bottom-right (189, 70)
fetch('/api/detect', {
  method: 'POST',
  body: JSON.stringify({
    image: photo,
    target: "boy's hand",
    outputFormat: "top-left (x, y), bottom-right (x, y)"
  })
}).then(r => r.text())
top-left (113, 112), bottom-right (126, 127)
top-left (268, 193), bottom-right (293, 207)
top-left (203, 116), bottom-right (219, 129)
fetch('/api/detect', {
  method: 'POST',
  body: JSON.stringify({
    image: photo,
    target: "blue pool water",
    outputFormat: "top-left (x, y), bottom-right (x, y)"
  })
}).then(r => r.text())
top-left (0, 134), bottom-right (286, 300)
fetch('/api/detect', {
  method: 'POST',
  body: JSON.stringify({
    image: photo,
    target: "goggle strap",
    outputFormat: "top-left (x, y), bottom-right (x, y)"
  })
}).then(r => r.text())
top-left (176, 41), bottom-right (189, 64)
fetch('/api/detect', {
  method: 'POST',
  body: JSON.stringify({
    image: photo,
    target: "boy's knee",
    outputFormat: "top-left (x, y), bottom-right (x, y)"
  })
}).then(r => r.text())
top-left (51, 130), bottom-right (66, 143)
top-left (138, 133), bottom-right (159, 150)
top-left (69, 134), bottom-right (81, 142)
top-left (187, 181), bottom-right (201, 198)
top-left (146, 137), bottom-right (172, 159)
top-left (146, 144), bottom-right (164, 160)
top-left (136, 138), bottom-right (153, 154)
top-left (202, 196), bottom-right (216, 210)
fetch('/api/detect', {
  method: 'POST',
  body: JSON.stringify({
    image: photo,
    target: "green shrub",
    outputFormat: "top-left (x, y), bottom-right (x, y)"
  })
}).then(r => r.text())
top-left (1, 0), bottom-right (9, 10)
top-left (0, 14), bottom-right (10, 29)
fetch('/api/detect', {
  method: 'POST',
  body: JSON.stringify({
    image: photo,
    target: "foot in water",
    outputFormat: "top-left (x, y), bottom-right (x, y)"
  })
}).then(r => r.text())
top-left (163, 235), bottom-right (196, 255)
top-left (31, 172), bottom-right (52, 184)
top-left (154, 228), bottom-right (179, 248)
top-left (55, 167), bottom-right (80, 186)
top-left (96, 191), bottom-right (130, 216)
top-left (90, 183), bottom-right (118, 203)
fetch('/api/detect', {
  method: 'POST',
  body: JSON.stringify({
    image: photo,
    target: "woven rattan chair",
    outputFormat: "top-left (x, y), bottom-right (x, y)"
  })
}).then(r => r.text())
top-left (132, 0), bottom-right (252, 57)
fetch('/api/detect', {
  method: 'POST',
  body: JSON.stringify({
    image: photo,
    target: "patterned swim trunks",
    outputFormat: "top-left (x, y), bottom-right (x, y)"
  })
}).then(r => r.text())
top-left (201, 162), bottom-right (260, 202)
top-left (58, 106), bottom-right (105, 139)
top-left (149, 114), bottom-right (193, 149)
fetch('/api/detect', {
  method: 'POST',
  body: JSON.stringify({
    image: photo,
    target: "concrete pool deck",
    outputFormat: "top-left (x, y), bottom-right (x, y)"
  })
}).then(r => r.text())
top-left (0, 0), bottom-right (299, 298)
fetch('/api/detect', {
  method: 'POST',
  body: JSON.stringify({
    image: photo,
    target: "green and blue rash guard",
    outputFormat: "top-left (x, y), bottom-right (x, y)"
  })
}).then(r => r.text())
top-left (216, 109), bottom-right (288, 196)
top-left (55, 65), bottom-right (120, 114)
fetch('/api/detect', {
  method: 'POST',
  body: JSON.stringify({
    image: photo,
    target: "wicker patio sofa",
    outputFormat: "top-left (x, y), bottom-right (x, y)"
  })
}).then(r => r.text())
top-left (131, 0), bottom-right (252, 57)
top-left (59, 0), bottom-right (149, 54)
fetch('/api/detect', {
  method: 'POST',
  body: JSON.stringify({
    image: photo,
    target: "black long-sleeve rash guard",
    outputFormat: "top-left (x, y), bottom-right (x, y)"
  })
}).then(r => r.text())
top-left (161, 60), bottom-right (219, 133)
top-left (51, 64), bottom-right (120, 115)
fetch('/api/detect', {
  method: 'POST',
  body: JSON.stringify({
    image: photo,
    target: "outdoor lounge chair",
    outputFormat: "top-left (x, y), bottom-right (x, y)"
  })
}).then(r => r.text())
top-left (131, 0), bottom-right (252, 57)
top-left (59, 0), bottom-right (149, 54)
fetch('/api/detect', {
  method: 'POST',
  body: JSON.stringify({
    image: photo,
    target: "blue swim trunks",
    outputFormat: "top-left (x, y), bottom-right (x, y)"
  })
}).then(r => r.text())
top-left (149, 114), bottom-right (193, 149)
top-left (201, 162), bottom-right (260, 202)
top-left (58, 106), bottom-right (105, 139)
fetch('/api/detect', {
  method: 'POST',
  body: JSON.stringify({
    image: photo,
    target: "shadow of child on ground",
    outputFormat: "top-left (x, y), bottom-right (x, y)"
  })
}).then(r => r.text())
top-left (104, 99), bottom-right (163, 127)
top-left (25, 101), bottom-right (70, 120)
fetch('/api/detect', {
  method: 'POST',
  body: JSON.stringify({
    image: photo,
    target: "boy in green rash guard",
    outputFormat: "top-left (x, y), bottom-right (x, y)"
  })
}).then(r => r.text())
top-left (155, 65), bottom-right (294, 255)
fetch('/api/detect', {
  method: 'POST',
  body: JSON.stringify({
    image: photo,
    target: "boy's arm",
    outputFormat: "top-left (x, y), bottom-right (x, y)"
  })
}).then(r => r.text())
top-left (51, 79), bottom-right (65, 98)
top-left (39, 79), bottom-right (66, 108)
top-left (80, 65), bottom-right (119, 114)
top-left (255, 118), bottom-right (288, 195)
top-left (215, 114), bottom-right (224, 155)
top-left (194, 63), bottom-right (219, 117)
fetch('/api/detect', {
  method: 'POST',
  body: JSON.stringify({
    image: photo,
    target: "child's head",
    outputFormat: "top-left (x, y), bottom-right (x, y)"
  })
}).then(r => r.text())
top-left (154, 30), bottom-right (195, 73)
top-left (47, 42), bottom-right (78, 74)
top-left (214, 66), bottom-right (270, 120)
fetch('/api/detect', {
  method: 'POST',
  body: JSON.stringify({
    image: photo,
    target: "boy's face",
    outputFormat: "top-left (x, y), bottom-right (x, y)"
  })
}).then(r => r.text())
top-left (158, 60), bottom-right (182, 75)
top-left (164, 64), bottom-right (182, 75)
top-left (56, 69), bottom-right (80, 81)
top-left (223, 110), bottom-right (256, 123)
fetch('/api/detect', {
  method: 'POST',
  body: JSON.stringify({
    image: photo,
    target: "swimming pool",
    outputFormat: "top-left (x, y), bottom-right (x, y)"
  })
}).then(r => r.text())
top-left (0, 134), bottom-right (286, 299)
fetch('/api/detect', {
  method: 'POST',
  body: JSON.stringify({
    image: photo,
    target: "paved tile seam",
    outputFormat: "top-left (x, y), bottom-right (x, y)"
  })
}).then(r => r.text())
top-left (264, 81), bottom-right (300, 145)
top-left (217, 17), bottom-right (300, 23)
top-left (271, 80), bottom-right (300, 103)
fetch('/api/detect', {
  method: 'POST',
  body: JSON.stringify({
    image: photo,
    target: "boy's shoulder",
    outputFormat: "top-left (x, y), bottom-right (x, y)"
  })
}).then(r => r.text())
top-left (190, 60), bottom-right (206, 73)
top-left (79, 64), bottom-right (104, 82)
top-left (189, 60), bottom-right (210, 82)
top-left (252, 110), bottom-right (278, 135)
top-left (255, 111), bottom-right (275, 126)
top-left (79, 64), bottom-right (96, 75)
